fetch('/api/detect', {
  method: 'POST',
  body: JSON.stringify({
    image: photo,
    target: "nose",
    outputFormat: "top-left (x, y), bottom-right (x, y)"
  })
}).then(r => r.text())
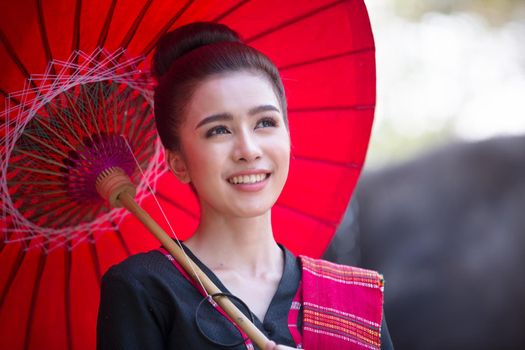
top-left (233, 129), bottom-right (262, 162)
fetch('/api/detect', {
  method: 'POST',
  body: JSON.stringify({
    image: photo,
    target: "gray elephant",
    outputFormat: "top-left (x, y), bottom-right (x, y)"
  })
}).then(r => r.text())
top-left (325, 135), bottom-right (525, 350)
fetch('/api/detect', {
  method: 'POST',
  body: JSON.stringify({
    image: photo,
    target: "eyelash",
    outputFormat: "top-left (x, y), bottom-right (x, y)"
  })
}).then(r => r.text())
top-left (206, 125), bottom-right (229, 138)
top-left (205, 117), bottom-right (278, 138)
top-left (256, 117), bottom-right (277, 129)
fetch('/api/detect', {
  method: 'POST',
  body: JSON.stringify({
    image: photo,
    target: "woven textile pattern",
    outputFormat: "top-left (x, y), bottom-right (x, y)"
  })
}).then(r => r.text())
top-left (300, 256), bottom-right (384, 350)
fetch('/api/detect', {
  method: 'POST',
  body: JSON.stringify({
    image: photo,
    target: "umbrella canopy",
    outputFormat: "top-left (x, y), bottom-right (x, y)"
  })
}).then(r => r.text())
top-left (0, 0), bottom-right (376, 349)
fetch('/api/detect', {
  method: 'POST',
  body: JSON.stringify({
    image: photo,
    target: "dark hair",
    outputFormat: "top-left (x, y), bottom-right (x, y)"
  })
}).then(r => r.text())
top-left (152, 22), bottom-right (287, 151)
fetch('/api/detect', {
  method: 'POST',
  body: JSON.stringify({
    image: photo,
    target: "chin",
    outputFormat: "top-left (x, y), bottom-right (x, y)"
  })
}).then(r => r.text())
top-left (234, 207), bottom-right (271, 219)
top-left (231, 200), bottom-right (275, 219)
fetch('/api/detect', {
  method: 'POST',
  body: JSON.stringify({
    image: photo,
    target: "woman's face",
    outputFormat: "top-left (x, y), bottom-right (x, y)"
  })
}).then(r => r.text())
top-left (169, 71), bottom-right (290, 219)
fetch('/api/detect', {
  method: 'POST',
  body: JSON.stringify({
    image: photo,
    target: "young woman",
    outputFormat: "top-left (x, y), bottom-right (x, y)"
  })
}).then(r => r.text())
top-left (97, 22), bottom-right (393, 350)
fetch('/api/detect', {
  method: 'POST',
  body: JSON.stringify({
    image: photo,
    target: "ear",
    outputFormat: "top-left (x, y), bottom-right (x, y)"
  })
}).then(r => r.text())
top-left (166, 150), bottom-right (191, 184)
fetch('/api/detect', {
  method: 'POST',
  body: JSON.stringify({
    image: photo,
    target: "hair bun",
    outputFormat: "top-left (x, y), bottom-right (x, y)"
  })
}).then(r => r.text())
top-left (152, 22), bottom-right (242, 78)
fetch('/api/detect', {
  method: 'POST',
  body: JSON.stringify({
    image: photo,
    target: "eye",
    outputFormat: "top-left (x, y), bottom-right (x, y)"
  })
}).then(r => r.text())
top-left (206, 125), bottom-right (230, 138)
top-left (255, 117), bottom-right (277, 129)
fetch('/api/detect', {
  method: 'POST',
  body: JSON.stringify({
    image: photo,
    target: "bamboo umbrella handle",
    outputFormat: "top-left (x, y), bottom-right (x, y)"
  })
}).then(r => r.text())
top-left (96, 167), bottom-right (270, 349)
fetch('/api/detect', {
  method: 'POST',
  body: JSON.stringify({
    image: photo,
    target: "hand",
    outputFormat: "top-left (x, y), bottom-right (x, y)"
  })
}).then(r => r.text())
top-left (264, 340), bottom-right (298, 350)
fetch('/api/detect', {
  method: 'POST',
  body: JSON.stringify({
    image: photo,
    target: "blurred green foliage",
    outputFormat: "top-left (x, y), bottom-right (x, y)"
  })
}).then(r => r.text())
top-left (391, 0), bottom-right (525, 25)
top-left (365, 118), bottom-right (457, 168)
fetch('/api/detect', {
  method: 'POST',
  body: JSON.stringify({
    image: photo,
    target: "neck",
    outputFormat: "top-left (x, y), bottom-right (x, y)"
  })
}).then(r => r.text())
top-left (185, 207), bottom-right (282, 275)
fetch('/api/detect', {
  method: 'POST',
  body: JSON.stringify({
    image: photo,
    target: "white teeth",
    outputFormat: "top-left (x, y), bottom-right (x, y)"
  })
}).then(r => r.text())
top-left (228, 173), bottom-right (267, 184)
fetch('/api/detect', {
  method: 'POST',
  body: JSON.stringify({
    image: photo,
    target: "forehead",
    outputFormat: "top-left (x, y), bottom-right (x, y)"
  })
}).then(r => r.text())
top-left (185, 71), bottom-right (280, 122)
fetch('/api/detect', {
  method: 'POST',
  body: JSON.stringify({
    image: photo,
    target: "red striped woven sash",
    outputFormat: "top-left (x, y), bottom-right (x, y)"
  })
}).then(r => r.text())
top-left (297, 256), bottom-right (384, 350)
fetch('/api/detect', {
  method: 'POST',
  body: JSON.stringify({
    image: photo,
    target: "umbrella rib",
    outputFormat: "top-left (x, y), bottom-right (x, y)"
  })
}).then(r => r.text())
top-left (275, 203), bottom-right (338, 228)
top-left (89, 236), bottom-right (103, 285)
top-left (0, 94), bottom-right (32, 126)
top-left (0, 220), bottom-right (15, 254)
top-left (0, 87), bottom-right (14, 101)
top-left (7, 180), bottom-right (65, 186)
top-left (6, 169), bottom-right (56, 187)
top-left (119, 0), bottom-right (154, 50)
top-left (43, 202), bottom-right (89, 228)
top-left (132, 145), bottom-right (153, 168)
top-left (292, 155), bottom-right (362, 170)
top-left (121, 94), bottom-right (141, 142)
top-left (62, 92), bottom-right (96, 145)
top-left (13, 147), bottom-right (69, 169)
top-left (245, 0), bottom-right (345, 43)
top-left (32, 111), bottom-right (83, 156)
top-left (278, 47), bottom-right (374, 71)
top-left (65, 244), bottom-right (74, 350)
top-left (0, 29), bottom-right (37, 88)
top-left (96, 84), bottom-right (112, 134)
top-left (80, 84), bottom-right (103, 137)
top-left (22, 195), bottom-right (75, 215)
top-left (110, 84), bottom-right (119, 134)
top-left (134, 129), bottom-right (157, 160)
top-left (55, 205), bottom-right (99, 228)
top-left (96, 82), bottom-right (114, 135)
top-left (155, 191), bottom-right (199, 220)
top-left (110, 220), bottom-right (132, 256)
top-left (9, 164), bottom-right (66, 177)
top-left (212, 0), bottom-right (251, 22)
top-left (120, 91), bottom-right (136, 137)
top-left (0, 245), bottom-right (26, 310)
top-left (128, 107), bottom-right (155, 148)
top-left (71, 0), bottom-right (82, 54)
top-left (141, 0), bottom-right (196, 57)
top-left (125, 95), bottom-right (146, 141)
top-left (96, 0), bottom-right (118, 47)
top-left (25, 199), bottom-right (79, 224)
top-left (119, 89), bottom-right (137, 137)
top-left (67, 205), bottom-right (100, 228)
top-left (48, 201), bottom-right (97, 229)
top-left (128, 114), bottom-right (154, 155)
top-left (24, 248), bottom-right (48, 350)
top-left (18, 189), bottom-right (70, 198)
top-left (44, 102), bottom-right (87, 149)
top-left (36, 0), bottom-right (54, 68)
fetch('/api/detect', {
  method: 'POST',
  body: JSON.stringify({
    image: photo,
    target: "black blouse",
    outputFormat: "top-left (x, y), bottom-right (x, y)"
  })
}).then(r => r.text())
top-left (97, 245), bottom-right (393, 349)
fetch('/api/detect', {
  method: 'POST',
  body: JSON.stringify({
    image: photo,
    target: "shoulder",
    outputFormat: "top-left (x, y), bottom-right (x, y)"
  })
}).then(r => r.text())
top-left (102, 249), bottom-right (169, 283)
top-left (101, 248), bottom-right (183, 303)
top-left (298, 255), bottom-right (384, 290)
top-left (100, 247), bottom-right (207, 309)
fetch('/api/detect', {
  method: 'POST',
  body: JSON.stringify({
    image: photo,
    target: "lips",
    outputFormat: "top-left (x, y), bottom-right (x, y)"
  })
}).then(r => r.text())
top-left (227, 172), bottom-right (270, 185)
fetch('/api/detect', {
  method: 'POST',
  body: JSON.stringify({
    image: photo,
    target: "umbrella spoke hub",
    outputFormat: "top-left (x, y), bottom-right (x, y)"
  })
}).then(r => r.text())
top-left (95, 166), bottom-right (137, 209)
top-left (63, 133), bottom-right (136, 204)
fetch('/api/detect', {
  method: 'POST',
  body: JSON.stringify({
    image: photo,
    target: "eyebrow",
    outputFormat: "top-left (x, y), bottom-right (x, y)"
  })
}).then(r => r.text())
top-left (195, 104), bottom-right (280, 129)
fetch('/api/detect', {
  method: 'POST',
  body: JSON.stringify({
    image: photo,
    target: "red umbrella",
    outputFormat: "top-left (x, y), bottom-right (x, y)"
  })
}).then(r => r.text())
top-left (0, 1), bottom-right (376, 349)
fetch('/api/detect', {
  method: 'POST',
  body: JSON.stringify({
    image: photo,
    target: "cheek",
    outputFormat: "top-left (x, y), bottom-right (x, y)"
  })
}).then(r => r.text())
top-left (186, 152), bottom-right (212, 178)
top-left (272, 136), bottom-right (291, 173)
top-left (178, 140), bottom-right (209, 178)
top-left (280, 153), bottom-right (291, 179)
top-left (277, 131), bottom-right (291, 158)
top-left (183, 142), bottom-right (225, 181)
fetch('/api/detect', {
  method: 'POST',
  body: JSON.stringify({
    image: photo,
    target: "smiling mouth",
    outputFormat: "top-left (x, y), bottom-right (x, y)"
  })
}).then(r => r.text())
top-left (228, 173), bottom-right (270, 185)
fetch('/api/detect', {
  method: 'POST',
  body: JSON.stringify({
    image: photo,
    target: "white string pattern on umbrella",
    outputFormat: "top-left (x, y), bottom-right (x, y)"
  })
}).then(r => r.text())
top-left (1, 48), bottom-right (166, 253)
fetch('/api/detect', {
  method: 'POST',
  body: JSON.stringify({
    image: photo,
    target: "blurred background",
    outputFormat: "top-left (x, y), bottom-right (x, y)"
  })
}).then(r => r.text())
top-left (324, 0), bottom-right (525, 349)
